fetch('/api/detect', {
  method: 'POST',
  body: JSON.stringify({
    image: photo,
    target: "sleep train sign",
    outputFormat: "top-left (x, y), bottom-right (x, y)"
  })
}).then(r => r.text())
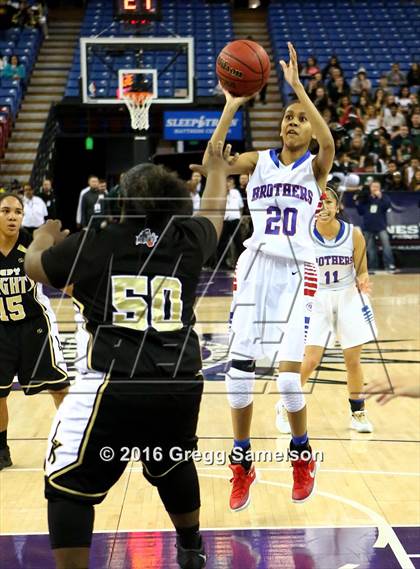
top-left (164, 110), bottom-right (243, 140)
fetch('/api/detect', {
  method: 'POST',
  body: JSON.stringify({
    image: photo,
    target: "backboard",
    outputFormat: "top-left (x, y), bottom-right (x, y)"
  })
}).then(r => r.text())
top-left (81, 37), bottom-right (194, 105)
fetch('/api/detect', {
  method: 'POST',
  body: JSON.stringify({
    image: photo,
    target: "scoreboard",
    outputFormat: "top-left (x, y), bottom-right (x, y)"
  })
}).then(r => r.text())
top-left (114, 0), bottom-right (161, 20)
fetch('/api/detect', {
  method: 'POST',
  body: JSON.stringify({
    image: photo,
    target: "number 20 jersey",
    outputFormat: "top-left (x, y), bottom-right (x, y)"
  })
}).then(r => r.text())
top-left (244, 149), bottom-right (321, 263)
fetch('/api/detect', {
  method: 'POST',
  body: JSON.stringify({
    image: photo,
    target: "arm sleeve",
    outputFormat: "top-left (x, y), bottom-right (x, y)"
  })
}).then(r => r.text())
top-left (183, 217), bottom-right (218, 264)
top-left (40, 231), bottom-right (87, 289)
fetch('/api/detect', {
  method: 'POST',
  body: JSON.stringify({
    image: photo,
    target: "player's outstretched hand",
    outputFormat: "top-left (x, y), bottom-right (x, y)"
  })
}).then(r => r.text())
top-left (189, 141), bottom-right (239, 177)
top-left (279, 42), bottom-right (301, 88)
top-left (357, 273), bottom-right (372, 294)
top-left (364, 378), bottom-right (420, 405)
top-left (33, 219), bottom-right (70, 246)
top-left (220, 83), bottom-right (258, 109)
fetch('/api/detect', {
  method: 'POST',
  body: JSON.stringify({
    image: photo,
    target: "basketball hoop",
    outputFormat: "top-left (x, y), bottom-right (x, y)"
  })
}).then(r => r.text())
top-left (122, 91), bottom-right (153, 131)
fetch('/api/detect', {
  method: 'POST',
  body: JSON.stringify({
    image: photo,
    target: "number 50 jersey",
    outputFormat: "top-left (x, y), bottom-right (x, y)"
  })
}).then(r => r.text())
top-left (244, 149), bottom-right (321, 263)
top-left (41, 218), bottom-right (217, 383)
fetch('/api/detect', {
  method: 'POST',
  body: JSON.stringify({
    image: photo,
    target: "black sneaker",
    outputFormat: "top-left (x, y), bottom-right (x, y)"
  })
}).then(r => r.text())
top-left (0, 446), bottom-right (12, 470)
top-left (176, 535), bottom-right (206, 568)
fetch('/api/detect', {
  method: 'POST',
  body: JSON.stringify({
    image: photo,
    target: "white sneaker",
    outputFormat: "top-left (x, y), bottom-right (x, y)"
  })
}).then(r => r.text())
top-left (275, 400), bottom-right (291, 434)
top-left (350, 410), bottom-right (374, 433)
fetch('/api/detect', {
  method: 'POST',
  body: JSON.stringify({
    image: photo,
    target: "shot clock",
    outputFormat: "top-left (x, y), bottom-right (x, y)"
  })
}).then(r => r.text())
top-left (115, 0), bottom-right (161, 20)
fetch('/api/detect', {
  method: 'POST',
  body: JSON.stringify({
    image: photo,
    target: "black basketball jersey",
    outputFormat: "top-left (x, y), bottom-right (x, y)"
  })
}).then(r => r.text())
top-left (0, 230), bottom-right (48, 323)
top-left (41, 216), bottom-right (217, 382)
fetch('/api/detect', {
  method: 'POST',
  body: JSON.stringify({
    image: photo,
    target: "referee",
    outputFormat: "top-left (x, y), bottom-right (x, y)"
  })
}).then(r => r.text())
top-left (25, 141), bottom-right (235, 569)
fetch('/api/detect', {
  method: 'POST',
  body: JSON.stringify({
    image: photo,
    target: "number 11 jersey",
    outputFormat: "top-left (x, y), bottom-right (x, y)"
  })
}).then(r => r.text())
top-left (244, 149), bottom-right (321, 263)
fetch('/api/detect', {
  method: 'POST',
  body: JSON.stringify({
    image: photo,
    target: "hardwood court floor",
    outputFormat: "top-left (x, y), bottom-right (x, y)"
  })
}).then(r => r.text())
top-left (1, 273), bottom-right (419, 536)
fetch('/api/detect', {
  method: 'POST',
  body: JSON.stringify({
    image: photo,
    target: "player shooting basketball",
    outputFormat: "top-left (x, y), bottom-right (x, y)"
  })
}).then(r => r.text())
top-left (191, 42), bottom-right (335, 509)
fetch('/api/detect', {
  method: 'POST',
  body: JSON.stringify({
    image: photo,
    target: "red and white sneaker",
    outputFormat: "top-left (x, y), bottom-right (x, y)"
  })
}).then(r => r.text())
top-left (291, 453), bottom-right (318, 503)
top-left (228, 464), bottom-right (256, 512)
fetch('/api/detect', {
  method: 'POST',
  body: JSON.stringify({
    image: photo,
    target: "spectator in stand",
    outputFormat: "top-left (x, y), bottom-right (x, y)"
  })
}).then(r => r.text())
top-left (363, 105), bottom-right (381, 135)
top-left (385, 171), bottom-right (408, 192)
top-left (338, 97), bottom-right (363, 130)
top-left (322, 107), bottom-right (333, 125)
top-left (386, 63), bottom-right (406, 87)
top-left (356, 94), bottom-right (370, 118)
top-left (328, 74), bottom-right (351, 104)
top-left (377, 134), bottom-right (393, 162)
top-left (377, 76), bottom-right (393, 97)
top-left (351, 126), bottom-right (366, 142)
top-left (350, 67), bottom-right (372, 96)
top-left (38, 178), bottom-right (56, 219)
top-left (355, 180), bottom-right (396, 272)
top-left (76, 175), bottom-right (99, 227)
top-left (322, 55), bottom-right (343, 81)
top-left (408, 168), bottom-right (420, 191)
top-left (384, 160), bottom-right (398, 187)
top-left (337, 95), bottom-right (352, 122)
top-left (22, 183), bottom-right (48, 235)
top-left (216, 176), bottom-right (244, 270)
top-left (301, 56), bottom-right (320, 81)
top-left (348, 136), bottom-right (365, 167)
top-left (306, 74), bottom-right (324, 100)
top-left (396, 86), bottom-right (413, 110)
top-left (392, 124), bottom-right (412, 152)
top-left (312, 86), bottom-right (330, 112)
top-left (382, 102), bottom-right (406, 134)
top-left (396, 140), bottom-right (413, 167)
top-left (373, 88), bottom-right (387, 112)
top-left (326, 66), bottom-right (343, 88)
top-left (406, 63), bottom-right (420, 88)
top-left (409, 111), bottom-right (420, 147)
top-left (403, 157), bottom-right (419, 186)
top-left (409, 92), bottom-right (418, 108)
top-left (1, 54), bottom-right (25, 80)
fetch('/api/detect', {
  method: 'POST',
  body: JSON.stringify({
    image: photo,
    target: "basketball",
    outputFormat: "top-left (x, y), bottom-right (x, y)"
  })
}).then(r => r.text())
top-left (216, 39), bottom-right (271, 97)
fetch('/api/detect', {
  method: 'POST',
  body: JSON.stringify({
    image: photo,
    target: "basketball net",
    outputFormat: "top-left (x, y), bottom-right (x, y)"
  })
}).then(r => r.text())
top-left (122, 91), bottom-right (153, 131)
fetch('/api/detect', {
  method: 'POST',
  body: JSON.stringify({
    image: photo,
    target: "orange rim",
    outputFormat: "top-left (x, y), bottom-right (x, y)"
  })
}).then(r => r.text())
top-left (124, 91), bottom-right (153, 104)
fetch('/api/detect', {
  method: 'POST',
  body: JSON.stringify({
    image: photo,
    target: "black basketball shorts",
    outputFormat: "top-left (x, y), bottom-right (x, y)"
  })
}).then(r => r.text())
top-left (44, 371), bottom-right (204, 504)
top-left (0, 314), bottom-right (69, 397)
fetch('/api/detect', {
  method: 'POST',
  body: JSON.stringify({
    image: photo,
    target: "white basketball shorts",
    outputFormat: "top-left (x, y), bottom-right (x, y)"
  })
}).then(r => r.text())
top-left (229, 248), bottom-right (317, 363)
top-left (305, 286), bottom-right (378, 350)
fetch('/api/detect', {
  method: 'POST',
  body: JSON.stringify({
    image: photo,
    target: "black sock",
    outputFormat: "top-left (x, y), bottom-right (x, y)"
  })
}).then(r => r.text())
top-left (176, 524), bottom-right (201, 550)
top-left (349, 398), bottom-right (365, 413)
top-left (0, 430), bottom-right (7, 450)
top-left (230, 445), bottom-right (252, 472)
top-left (289, 439), bottom-right (311, 457)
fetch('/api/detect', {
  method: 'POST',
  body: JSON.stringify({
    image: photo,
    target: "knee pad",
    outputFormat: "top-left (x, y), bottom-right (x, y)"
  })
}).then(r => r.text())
top-left (48, 498), bottom-right (94, 549)
top-left (277, 372), bottom-right (305, 413)
top-left (226, 360), bottom-right (255, 409)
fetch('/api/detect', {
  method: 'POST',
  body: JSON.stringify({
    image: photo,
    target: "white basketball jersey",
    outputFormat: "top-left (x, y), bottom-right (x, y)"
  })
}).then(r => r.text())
top-left (244, 149), bottom-right (321, 262)
top-left (314, 220), bottom-right (356, 290)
